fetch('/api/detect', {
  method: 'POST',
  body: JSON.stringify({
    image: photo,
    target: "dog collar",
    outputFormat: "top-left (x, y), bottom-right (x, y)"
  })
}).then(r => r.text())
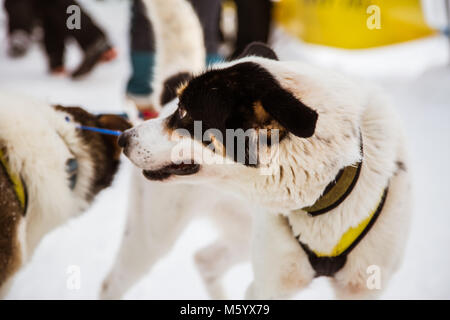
top-left (300, 161), bottom-right (362, 216)
top-left (0, 149), bottom-right (28, 215)
top-left (293, 135), bottom-right (364, 217)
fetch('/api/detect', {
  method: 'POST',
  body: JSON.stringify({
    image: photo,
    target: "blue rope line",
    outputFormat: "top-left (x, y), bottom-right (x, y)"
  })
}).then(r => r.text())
top-left (77, 125), bottom-right (122, 136)
top-left (65, 116), bottom-right (123, 136)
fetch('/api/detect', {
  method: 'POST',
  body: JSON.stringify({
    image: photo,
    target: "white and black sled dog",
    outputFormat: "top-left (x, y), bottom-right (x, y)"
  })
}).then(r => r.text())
top-left (101, 0), bottom-right (411, 299)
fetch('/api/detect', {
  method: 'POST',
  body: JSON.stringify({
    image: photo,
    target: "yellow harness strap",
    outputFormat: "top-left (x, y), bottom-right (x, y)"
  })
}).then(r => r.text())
top-left (313, 189), bottom-right (387, 257)
top-left (288, 187), bottom-right (388, 277)
top-left (287, 134), bottom-right (389, 276)
top-left (0, 149), bottom-right (27, 213)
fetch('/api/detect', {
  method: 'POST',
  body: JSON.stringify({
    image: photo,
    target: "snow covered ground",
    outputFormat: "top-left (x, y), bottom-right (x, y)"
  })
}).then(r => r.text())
top-left (1, 0), bottom-right (449, 299)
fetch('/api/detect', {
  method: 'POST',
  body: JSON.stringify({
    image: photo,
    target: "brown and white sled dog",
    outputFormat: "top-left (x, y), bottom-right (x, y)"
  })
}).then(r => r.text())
top-left (102, 0), bottom-right (411, 299)
top-left (0, 92), bottom-right (131, 297)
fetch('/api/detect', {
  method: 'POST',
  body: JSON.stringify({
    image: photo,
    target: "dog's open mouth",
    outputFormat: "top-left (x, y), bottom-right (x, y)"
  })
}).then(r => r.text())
top-left (142, 162), bottom-right (200, 181)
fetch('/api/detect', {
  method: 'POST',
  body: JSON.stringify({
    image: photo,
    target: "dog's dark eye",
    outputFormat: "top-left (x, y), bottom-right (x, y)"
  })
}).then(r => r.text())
top-left (178, 107), bottom-right (187, 119)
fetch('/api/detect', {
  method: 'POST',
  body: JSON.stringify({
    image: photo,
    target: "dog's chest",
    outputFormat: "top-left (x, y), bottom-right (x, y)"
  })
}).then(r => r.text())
top-left (288, 211), bottom-right (346, 254)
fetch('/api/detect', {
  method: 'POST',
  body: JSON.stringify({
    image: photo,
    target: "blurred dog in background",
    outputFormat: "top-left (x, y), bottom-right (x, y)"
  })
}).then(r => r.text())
top-left (0, 93), bottom-right (130, 297)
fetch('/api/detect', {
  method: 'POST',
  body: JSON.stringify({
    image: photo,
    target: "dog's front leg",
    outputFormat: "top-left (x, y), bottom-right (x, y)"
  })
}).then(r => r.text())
top-left (100, 169), bottom-right (194, 299)
top-left (194, 202), bottom-right (252, 299)
top-left (246, 212), bottom-right (315, 300)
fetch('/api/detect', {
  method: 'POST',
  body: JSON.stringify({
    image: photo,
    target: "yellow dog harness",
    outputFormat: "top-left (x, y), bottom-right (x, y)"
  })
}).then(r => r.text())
top-left (287, 140), bottom-right (388, 277)
top-left (0, 149), bottom-right (28, 215)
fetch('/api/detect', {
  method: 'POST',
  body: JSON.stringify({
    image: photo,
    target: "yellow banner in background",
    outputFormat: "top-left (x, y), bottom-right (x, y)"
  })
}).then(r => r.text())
top-left (274, 0), bottom-right (436, 49)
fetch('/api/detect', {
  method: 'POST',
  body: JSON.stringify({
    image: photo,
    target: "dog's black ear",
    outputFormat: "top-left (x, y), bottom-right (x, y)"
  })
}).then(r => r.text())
top-left (237, 42), bottom-right (279, 61)
top-left (261, 88), bottom-right (318, 138)
top-left (160, 72), bottom-right (192, 106)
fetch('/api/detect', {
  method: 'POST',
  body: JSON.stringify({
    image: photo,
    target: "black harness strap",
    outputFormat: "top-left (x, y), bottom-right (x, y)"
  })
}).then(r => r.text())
top-left (295, 187), bottom-right (388, 277)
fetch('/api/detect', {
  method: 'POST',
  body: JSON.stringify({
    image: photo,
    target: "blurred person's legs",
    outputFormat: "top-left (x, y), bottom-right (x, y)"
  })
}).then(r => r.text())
top-left (188, 0), bottom-right (223, 65)
top-left (37, 0), bottom-right (116, 78)
top-left (232, 0), bottom-right (272, 58)
top-left (41, 17), bottom-right (66, 74)
top-left (126, 0), bottom-right (223, 117)
top-left (126, 0), bottom-right (156, 114)
top-left (3, 0), bottom-right (36, 57)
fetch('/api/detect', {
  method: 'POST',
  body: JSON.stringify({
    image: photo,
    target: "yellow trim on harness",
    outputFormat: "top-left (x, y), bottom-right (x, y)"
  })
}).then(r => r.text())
top-left (313, 192), bottom-right (385, 258)
top-left (0, 149), bottom-right (27, 211)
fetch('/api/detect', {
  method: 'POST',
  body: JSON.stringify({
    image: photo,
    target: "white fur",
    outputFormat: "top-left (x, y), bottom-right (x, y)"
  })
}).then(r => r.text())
top-left (0, 92), bottom-right (97, 297)
top-left (144, 0), bottom-right (205, 110)
top-left (102, 0), bottom-right (411, 299)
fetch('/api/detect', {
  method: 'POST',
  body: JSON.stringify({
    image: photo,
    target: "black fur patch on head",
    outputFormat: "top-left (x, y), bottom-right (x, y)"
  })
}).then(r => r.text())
top-left (167, 62), bottom-right (318, 166)
top-left (160, 72), bottom-right (192, 106)
top-left (54, 106), bottom-right (131, 201)
top-left (236, 42), bottom-right (279, 61)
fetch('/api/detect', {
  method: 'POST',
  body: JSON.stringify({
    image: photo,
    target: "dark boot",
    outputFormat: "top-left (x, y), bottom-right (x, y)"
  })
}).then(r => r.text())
top-left (71, 38), bottom-right (117, 79)
top-left (7, 30), bottom-right (32, 57)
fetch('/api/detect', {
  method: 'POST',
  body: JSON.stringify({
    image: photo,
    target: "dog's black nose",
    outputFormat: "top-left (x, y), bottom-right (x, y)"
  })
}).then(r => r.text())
top-left (118, 132), bottom-right (128, 148)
